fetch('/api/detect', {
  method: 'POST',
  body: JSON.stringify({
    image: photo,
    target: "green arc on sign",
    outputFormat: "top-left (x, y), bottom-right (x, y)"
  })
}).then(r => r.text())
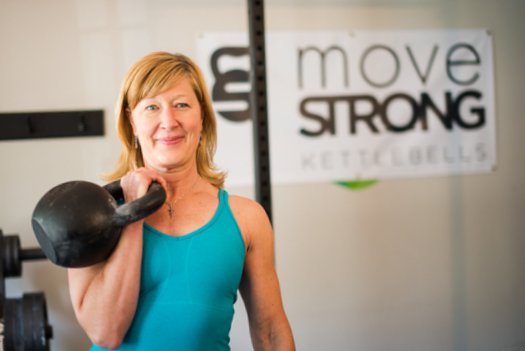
top-left (336, 179), bottom-right (378, 190)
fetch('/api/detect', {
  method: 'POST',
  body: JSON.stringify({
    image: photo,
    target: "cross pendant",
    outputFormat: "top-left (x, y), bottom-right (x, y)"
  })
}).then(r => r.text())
top-left (167, 204), bottom-right (174, 219)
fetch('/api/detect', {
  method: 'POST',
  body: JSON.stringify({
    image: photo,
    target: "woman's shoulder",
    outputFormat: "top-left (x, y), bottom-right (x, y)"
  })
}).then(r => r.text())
top-left (227, 193), bottom-right (267, 221)
top-left (226, 193), bottom-right (272, 247)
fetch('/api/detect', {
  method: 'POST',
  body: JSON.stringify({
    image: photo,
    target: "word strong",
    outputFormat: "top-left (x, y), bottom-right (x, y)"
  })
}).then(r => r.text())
top-left (299, 90), bottom-right (485, 136)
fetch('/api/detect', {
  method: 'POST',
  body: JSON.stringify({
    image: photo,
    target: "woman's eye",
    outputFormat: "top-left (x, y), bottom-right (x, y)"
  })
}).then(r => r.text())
top-left (145, 105), bottom-right (158, 111)
top-left (175, 102), bottom-right (189, 109)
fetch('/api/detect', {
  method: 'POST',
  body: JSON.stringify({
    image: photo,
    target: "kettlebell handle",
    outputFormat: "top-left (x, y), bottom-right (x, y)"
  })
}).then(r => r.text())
top-left (104, 180), bottom-right (167, 226)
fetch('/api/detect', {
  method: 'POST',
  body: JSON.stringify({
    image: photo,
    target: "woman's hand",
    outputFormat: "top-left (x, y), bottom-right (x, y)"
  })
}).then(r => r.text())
top-left (120, 167), bottom-right (168, 202)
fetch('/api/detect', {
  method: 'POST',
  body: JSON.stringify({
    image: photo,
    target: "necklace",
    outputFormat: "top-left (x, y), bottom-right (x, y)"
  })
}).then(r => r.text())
top-left (165, 177), bottom-right (200, 219)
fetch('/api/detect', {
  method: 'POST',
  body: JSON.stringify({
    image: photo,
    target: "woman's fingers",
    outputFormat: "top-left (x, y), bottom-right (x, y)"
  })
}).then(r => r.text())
top-left (120, 168), bottom-right (165, 202)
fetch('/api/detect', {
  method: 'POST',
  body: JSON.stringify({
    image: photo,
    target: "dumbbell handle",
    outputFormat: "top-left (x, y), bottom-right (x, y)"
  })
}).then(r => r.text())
top-left (19, 248), bottom-right (46, 261)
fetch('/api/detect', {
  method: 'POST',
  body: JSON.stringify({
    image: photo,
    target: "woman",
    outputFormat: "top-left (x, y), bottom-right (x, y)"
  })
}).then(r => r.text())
top-left (68, 52), bottom-right (295, 350)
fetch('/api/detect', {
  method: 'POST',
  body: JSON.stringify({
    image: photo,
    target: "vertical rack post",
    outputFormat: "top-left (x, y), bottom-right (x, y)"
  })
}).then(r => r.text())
top-left (247, 0), bottom-right (273, 223)
top-left (0, 229), bottom-right (5, 336)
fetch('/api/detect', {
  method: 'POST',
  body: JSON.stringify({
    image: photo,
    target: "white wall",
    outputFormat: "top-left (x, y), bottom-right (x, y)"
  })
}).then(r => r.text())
top-left (1, 0), bottom-right (524, 350)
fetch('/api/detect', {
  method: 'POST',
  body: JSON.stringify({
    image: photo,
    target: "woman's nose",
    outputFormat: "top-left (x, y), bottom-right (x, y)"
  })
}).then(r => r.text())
top-left (159, 107), bottom-right (180, 128)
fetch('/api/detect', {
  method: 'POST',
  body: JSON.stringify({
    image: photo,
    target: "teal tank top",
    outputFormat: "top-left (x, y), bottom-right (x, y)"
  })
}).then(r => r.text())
top-left (90, 189), bottom-right (246, 351)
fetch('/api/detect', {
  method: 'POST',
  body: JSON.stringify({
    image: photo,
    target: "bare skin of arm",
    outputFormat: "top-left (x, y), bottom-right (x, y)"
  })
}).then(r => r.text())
top-left (230, 196), bottom-right (295, 351)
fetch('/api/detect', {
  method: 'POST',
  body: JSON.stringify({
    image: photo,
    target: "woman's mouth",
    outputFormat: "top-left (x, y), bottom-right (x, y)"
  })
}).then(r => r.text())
top-left (157, 135), bottom-right (184, 145)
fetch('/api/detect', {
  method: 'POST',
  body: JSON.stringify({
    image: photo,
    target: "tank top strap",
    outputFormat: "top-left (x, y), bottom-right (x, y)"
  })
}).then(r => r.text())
top-left (218, 187), bottom-right (227, 205)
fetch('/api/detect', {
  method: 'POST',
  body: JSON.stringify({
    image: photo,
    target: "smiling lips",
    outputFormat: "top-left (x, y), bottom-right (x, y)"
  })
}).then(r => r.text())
top-left (157, 135), bottom-right (185, 145)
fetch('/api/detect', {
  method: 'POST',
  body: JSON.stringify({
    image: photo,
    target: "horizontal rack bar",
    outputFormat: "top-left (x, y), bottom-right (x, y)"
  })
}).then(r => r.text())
top-left (0, 110), bottom-right (104, 140)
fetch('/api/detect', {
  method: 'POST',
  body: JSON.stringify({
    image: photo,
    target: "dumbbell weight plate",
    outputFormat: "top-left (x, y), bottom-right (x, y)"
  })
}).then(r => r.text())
top-left (4, 297), bottom-right (23, 350)
top-left (4, 292), bottom-right (52, 351)
top-left (2, 235), bottom-right (21, 278)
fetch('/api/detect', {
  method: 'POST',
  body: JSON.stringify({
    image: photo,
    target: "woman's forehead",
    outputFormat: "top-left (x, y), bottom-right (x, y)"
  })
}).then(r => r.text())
top-left (142, 77), bottom-right (197, 100)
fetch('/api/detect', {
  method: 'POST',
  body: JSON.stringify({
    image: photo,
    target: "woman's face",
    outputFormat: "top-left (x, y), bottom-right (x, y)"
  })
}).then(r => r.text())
top-left (130, 77), bottom-right (203, 173)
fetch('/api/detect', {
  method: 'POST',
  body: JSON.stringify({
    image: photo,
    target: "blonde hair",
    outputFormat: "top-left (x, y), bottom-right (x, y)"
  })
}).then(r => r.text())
top-left (105, 52), bottom-right (225, 188)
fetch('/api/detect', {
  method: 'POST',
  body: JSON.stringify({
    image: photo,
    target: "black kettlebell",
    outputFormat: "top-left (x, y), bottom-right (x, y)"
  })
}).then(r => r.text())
top-left (31, 180), bottom-right (166, 268)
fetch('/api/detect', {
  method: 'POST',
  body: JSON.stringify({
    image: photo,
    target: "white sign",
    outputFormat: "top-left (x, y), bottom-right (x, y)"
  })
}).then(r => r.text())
top-left (197, 30), bottom-right (496, 186)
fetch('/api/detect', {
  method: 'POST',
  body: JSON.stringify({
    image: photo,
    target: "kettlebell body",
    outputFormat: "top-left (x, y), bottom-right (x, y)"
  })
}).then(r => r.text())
top-left (32, 180), bottom-right (165, 268)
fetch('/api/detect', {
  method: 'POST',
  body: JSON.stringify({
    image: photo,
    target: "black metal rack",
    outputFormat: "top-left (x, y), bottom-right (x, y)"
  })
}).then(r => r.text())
top-left (248, 0), bottom-right (273, 223)
top-left (0, 110), bottom-right (104, 141)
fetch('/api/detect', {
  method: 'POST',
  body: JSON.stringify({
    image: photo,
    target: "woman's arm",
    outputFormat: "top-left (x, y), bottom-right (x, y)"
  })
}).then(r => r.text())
top-left (67, 220), bottom-right (144, 349)
top-left (67, 168), bottom-right (165, 349)
top-left (231, 196), bottom-right (295, 350)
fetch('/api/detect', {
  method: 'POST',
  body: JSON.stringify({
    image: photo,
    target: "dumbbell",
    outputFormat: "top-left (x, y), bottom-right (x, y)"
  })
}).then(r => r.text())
top-left (0, 230), bottom-right (46, 278)
top-left (32, 180), bottom-right (166, 268)
top-left (0, 231), bottom-right (51, 351)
